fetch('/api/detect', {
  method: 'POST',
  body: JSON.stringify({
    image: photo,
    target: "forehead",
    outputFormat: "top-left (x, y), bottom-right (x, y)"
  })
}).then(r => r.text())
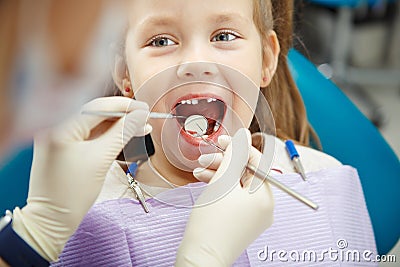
top-left (127, 0), bottom-right (254, 28)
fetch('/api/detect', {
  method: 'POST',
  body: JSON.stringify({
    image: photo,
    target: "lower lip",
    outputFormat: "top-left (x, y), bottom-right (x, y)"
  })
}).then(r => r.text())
top-left (179, 123), bottom-right (224, 147)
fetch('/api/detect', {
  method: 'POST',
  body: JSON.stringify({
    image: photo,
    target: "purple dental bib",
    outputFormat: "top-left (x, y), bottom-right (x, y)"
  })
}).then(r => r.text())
top-left (51, 166), bottom-right (377, 266)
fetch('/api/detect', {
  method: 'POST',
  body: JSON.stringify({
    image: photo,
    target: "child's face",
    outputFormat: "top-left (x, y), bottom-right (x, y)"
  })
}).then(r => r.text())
top-left (124, 0), bottom-right (276, 169)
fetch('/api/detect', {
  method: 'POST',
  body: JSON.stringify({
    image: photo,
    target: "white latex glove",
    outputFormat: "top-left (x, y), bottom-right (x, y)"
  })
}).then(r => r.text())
top-left (176, 128), bottom-right (274, 267)
top-left (11, 96), bottom-right (152, 262)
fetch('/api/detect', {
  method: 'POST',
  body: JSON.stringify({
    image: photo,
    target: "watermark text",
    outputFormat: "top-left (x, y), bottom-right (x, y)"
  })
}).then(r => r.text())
top-left (257, 239), bottom-right (397, 263)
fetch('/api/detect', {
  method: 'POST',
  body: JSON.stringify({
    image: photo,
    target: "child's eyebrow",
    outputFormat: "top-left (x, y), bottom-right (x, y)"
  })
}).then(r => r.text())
top-left (137, 12), bottom-right (250, 30)
top-left (212, 13), bottom-right (251, 26)
top-left (137, 15), bottom-right (176, 29)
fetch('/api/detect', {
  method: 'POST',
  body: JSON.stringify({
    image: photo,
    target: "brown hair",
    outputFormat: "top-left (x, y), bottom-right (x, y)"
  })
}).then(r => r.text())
top-left (251, 0), bottom-right (319, 147)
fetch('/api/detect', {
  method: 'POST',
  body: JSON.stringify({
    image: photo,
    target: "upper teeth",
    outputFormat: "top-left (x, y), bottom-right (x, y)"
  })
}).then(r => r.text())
top-left (180, 98), bottom-right (216, 105)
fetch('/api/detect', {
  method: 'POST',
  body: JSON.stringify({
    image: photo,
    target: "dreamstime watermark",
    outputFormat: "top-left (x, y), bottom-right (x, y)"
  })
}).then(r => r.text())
top-left (257, 239), bottom-right (397, 263)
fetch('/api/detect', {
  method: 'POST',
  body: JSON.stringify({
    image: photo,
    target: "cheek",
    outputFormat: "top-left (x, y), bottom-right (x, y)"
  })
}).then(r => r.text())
top-left (223, 47), bottom-right (263, 88)
top-left (125, 45), bottom-right (153, 91)
top-left (229, 49), bottom-right (262, 127)
top-left (129, 59), bottom-right (153, 92)
top-left (128, 51), bottom-right (174, 93)
top-left (245, 46), bottom-right (264, 85)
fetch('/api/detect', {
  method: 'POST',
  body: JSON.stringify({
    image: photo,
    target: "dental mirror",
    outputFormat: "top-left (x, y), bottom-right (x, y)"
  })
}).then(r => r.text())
top-left (184, 114), bottom-right (208, 137)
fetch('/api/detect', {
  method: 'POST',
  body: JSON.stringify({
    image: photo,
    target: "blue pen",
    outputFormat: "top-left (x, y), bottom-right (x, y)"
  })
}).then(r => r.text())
top-left (285, 140), bottom-right (307, 181)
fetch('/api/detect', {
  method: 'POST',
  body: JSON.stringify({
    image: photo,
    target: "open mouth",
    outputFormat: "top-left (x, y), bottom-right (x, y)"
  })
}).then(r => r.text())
top-left (173, 96), bottom-right (226, 139)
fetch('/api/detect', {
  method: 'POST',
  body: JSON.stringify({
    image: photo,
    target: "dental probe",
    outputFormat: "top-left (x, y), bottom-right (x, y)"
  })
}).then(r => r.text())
top-left (81, 110), bottom-right (187, 119)
top-left (194, 122), bottom-right (318, 210)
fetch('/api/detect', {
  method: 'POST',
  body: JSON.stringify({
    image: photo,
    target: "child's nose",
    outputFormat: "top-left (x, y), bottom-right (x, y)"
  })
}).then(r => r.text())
top-left (176, 62), bottom-right (219, 81)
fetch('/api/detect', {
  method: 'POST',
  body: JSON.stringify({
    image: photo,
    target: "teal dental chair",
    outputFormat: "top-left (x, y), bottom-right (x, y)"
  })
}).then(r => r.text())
top-left (0, 49), bottom-right (399, 255)
top-left (288, 49), bottom-right (400, 255)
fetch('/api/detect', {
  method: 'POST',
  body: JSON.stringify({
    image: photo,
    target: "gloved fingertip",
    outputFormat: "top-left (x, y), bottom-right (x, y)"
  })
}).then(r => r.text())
top-left (245, 129), bottom-right (252, 146)
top-left (218, 135), bottom-right (231, 142)
top-left (132, 101), bottom-right (150, 111)
top-left (217, 135), bottom-right (231, 149)
top-left (198, 154), bottom-right (216, 167)
top-left (230, 129), bottom-right (251, 159)
top-left (193, 167), bottom-right (204, 174)
top-left (197, 156), bottom-right (207, 167)
top-left (144, 124), bottom-right (153, 135)
top-left (235, 128), bottom-right (251, 145)
top-left (193, 167), bottom-right (205, 179)
top-left (193, 168), bottom-right (212, 183)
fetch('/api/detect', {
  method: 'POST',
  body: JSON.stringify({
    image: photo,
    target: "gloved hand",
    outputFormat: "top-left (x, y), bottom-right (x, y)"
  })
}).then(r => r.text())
top-left (175, 128), bottom-right (274, 267)
top-left (11, 96), bottom-right (152, 262)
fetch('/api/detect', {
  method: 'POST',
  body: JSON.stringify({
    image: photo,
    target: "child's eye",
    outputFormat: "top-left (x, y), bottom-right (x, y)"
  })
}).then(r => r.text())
top-left (211, 31), bottom-right (238, 42)
top-left (148, 36), bottom-right (177, 47)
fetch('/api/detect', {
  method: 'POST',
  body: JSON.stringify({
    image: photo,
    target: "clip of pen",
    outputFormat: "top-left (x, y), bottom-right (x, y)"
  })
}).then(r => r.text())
top-left (285, 140), bottom-right (307, 181)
